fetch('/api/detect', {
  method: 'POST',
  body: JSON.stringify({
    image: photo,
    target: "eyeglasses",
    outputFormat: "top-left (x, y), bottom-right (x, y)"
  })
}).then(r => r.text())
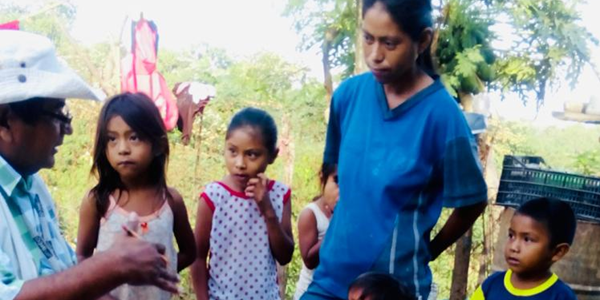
top-left (42, 106), bottom-right (72, 126)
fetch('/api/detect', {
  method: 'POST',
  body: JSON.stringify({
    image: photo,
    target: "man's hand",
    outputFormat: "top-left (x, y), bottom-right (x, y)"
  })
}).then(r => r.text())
top-left (109, 234), bottom-right (180, 294)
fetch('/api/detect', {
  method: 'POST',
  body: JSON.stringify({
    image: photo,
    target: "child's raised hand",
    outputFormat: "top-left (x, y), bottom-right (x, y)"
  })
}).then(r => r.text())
top-left (245, 173), bottom-right (269, 204)
top-left (246, 173), bottom-right (277, 219)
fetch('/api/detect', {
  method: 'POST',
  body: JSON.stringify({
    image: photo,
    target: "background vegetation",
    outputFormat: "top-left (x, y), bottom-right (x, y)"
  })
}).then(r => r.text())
top-left (2, 0), bottom-right (599, 299)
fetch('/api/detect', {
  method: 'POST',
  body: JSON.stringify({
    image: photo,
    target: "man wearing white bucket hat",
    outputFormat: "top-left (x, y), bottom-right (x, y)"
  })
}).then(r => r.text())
top-left (0, 30), bottom-right (179, 300)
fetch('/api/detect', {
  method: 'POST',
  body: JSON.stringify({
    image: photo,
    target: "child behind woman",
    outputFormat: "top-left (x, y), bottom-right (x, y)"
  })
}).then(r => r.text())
top-left (471, 197), bottom-right (577, 299)
top-left (191, 107), bottom-right (294, 300)
top-left (294, 163), bottom-right (339, 300)
top-left (76, 93), bottom-right (196, 300)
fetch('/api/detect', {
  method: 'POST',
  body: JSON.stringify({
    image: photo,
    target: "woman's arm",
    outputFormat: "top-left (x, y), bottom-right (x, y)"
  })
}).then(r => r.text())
top-left (297, 208), bottom-right (322, 269)
top-left (168, 188), bottom-right (197, 272)
top-left (190, 196), bottom-right (213, 300)
top-left (76, 192), bottom-right (101, 263)
top-left (429, 201), bottom-right (487, 260)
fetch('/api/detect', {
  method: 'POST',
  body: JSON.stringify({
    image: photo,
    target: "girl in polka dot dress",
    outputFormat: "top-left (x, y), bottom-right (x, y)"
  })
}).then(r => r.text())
top-left (191, 107), bottom-right (294, 300)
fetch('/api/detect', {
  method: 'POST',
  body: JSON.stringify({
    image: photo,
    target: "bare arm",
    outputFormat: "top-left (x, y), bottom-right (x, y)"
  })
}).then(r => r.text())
top-left (75, 191), bottom-right (117, 300)
top-left (263, 199), bottom-right (294, 265)
top-left (297, 208), bottom-right (322, 269)
top-left (15, 236), bottom-right (179, 300)
top-left (190, 196), bottom-right (213, 300)
top-left (429, 201), bottom-right (487, 260)
top-left (246, 174), bottom-right (294, 265)
top-left (168, 188), bottom-right (197, 272)
top-left (76, 192), bottom-right (100, 263)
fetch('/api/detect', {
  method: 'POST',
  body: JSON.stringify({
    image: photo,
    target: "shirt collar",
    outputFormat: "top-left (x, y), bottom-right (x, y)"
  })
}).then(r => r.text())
top-left (0, 154), bottom-right (33, 197)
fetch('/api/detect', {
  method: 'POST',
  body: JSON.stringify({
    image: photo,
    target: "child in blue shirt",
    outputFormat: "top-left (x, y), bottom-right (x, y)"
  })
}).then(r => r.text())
top-left (472, 197), bottom-right (577, 300)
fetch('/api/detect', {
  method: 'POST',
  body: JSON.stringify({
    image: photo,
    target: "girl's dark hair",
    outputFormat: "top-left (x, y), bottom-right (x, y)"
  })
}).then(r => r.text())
top-left (91, 92), bottom-right (171, 216)
top-left (312, 162), bottom-right (337, 202)
top-left (349, 272), bottom-right (416, 300)
top-left (226, 107), bottom-right (278, 155)
top-left (319, 163), bottom-right (337, 190)
top-left (362, 0), bottom-right (436, 75)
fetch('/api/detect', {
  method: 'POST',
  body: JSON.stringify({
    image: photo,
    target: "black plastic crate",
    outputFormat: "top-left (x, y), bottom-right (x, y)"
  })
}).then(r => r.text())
top-left (502, 155), bottom-right (546, 167)
top-left (496, 155), bottom-right (600, 222)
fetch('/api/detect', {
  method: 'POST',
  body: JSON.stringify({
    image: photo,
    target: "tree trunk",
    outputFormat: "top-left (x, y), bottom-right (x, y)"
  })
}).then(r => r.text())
top-left (477, 133), bottom-right (492, 284)
top-left (323, 29), bottom-right (335, 122)
top-left (354, 0), bottom-right (367, 74)
top-left (323, 38), bottom-right (333, 101)
top-left (450, 131), bottom-right (490, 299)
top-left (277, 114), bottom-right (295, 299)
top-left (478, 209), bottom-right (490, 284)
top-left (459, 91), bottom-right (474, 112)
top-left (450, 229), bottom-right (473, 300)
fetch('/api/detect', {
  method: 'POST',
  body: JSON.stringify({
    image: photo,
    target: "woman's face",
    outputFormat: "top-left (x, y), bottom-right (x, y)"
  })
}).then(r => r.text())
top-left (362, 2), bottom-right (422, 84)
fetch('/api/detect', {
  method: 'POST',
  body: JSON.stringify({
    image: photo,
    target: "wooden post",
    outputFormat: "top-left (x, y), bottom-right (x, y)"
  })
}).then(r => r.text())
top-left (450, 228), bottom-right (473, 300)
top-left (277, 114), bottom-right (295, 299)
top-left (449, 130), bottom-right (488, 300)
top-left (193, 114), bottom-right (205, 200)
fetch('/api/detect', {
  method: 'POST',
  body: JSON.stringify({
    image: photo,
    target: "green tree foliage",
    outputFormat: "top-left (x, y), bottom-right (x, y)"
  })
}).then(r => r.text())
top-left (284, 0), bottom-right (358, 96)
top-left (435, 0), bottom-right (496, 98)
top-left (492, 0), bottom-right (598, 107)
top-left (573, 149), bottom-right (600, 176)
top-left (159, 45), bottom-right (232, 87)
top-left (284, 0), bottom-right (597, 108)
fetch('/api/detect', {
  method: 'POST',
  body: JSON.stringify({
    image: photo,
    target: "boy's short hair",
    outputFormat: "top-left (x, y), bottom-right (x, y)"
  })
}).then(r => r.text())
top-left (349, 272), bottom-right (416, 300)
top-left (515, 197), bottom-right (577, 247)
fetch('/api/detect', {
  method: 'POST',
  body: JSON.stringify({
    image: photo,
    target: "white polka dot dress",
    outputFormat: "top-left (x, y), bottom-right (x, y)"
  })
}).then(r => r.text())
top-left (202, 181), bottom-right (291, 300)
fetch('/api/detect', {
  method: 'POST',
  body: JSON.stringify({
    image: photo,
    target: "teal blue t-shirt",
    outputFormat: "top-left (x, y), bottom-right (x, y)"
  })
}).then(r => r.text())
top-left (472, 270), bottom-right (577, 300)
top-left (312, 72), bottom-right (487, 299)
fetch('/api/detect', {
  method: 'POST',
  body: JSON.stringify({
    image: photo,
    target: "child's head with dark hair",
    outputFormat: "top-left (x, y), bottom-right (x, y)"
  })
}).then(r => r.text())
top-left (319, 163), bottom-right (337, 191)
top-left (311, 162), bottom-right (339, 214)
top-left (224, 107), bottom-right (279, 190)
top-left (348, 272), bottom-right (416, 300)
top-left (91, 92), bottom-right (170, 216)
top-left (516, 197), bottom-right (577, 247)
top-left (226, 107), bottom-right (278, 155)
top-left (505, 197), bottom-right (576, 277)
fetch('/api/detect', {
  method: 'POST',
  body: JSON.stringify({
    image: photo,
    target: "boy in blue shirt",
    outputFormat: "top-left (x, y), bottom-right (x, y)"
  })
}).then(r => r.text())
top-left (472, 197), bottom-right (577, 299)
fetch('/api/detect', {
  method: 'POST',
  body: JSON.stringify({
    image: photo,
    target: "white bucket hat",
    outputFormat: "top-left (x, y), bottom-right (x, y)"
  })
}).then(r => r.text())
top-left (0, 30), bottom-right (105, 104)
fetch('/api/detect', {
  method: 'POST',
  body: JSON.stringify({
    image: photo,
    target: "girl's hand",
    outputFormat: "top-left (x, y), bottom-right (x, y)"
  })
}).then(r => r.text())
top-left (245, 173), bottom-right (274, 215)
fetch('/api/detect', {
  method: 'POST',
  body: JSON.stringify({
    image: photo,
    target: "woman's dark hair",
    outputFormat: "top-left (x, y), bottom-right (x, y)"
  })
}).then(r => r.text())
top-left (312, 162), bottom-right (337, 202)
top-left (91, 92), bottom-right (171, 216)
top-left (362, 0), bottom-right (436, 75)
top-left (349, 272), bottom-right (416, 300)
top-left (226, 107), bottom-right (278, 155)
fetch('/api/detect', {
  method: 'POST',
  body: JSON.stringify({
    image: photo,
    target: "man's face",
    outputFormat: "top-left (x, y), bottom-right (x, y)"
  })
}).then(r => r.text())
top-left (9, 98), bottom-right (72, 175)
